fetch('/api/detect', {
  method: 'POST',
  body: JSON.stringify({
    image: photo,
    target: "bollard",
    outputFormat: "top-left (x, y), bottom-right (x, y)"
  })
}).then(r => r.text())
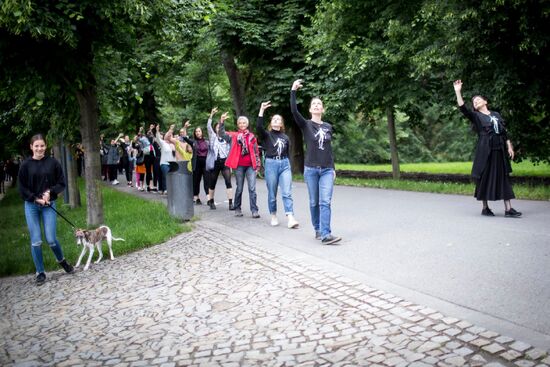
top-left (166, 161), bottom-right (194, 220)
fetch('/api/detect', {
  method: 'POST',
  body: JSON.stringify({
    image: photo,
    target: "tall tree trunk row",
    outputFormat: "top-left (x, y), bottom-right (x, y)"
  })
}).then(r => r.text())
top-left (386, 105), bottom-right (401, 180)
top-left (76, 86), bottom-right (104, 226)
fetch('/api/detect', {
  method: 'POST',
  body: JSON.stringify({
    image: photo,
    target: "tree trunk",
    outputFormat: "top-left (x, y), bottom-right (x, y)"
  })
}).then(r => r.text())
top-left (52, 143), bottom-right (67, 204)
top-left (221, 49), bottom-right (247, 117)
top-left (65, 143), bottom-right (81, 208)
top-left (386, 105), bottom-right (400, 180)
top-left (76, 86), bottom-right (104, 226)
top-left (143, 90), bottom-right (160, 125)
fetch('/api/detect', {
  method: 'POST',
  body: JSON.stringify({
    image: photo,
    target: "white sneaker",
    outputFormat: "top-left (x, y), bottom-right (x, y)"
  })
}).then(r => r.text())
top-left (287, 214), bottom-right (299, 229)
top-left (270, 215), bottom-right (279, 226)
top-left (111, 179), bottom-right (119, 185)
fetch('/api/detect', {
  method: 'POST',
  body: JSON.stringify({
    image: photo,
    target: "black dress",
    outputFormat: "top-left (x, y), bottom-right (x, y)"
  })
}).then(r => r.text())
top-left (459, 105), bottom-right (515, 201)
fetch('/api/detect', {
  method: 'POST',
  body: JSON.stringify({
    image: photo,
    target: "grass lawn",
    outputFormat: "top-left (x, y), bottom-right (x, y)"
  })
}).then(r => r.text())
top-left (336, 160), bottom-right (550, 177)
top-left (0, 181), bottom-right (191, 277)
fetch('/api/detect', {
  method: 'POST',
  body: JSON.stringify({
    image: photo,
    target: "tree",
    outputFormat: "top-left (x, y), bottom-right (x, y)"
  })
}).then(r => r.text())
top-left (1, 1), bottom-right (203, 225)
top-left (209, 0), bottom-right (318, 173)
top-left (302, 0), bottom-right (432, 179)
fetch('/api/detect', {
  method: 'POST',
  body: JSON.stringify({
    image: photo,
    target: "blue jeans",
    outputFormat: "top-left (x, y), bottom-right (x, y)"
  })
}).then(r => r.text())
top-left (303, 166), bottom-right (335, 239)
top-left (234, 166), bottom-right (258, 213)
top-left (160, 164), bottom-right (170, 192)
top-left (24, 200), bottom-right (65, 274)
top-left (264, 158), bottom-right (294, 215)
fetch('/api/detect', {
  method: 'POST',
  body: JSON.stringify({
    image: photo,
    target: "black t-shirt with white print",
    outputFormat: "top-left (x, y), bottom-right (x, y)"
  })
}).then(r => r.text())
top-left (256, 116), bottom-right (290, 159)
top-left (290, 90), bottom-right (335, 168)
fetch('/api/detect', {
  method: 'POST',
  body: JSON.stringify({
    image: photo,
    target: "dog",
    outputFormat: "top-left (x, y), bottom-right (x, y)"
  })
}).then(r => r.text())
top-left (75, 226), bottom-right (125, 270)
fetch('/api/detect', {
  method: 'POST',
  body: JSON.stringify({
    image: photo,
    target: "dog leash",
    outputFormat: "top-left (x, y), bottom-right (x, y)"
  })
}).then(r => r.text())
top-left (46, 203), bottom-right (77, 229)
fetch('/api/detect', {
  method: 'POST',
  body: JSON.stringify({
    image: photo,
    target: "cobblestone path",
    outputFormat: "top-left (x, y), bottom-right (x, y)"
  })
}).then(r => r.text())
top-left (1, 223), bottom-right (548, 366)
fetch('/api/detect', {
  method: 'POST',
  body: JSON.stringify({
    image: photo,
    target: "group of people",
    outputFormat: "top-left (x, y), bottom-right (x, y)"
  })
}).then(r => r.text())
top-left (17, 79), bottom-right (522, 285)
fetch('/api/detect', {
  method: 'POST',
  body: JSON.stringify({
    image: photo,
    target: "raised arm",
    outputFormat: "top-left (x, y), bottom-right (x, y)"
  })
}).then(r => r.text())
top-left (290, 79), bottom-right (307, 128)
top-left (164, 127), bottom-right (180, 146)
top-left (256, 101), bottom-right (270, 139)
top-left (180, 120), bottom-right (194, 145)
top-left (207, 107), bottom-right (218, 139)
top-left (453, 80), bottom-right (465, 107)
top-left (218, 112), bottom-right (231, 140)
top-left (453, 79), bottom-right (476, 126)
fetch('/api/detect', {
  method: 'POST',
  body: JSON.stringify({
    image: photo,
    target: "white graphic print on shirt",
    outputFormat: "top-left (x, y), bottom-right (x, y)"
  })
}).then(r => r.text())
top-left (489, 115), bottom-right (500, 134)
top-left (273, 138), bottom-right (286, 157)
top-left (314, 127), bottom-right (329, 150)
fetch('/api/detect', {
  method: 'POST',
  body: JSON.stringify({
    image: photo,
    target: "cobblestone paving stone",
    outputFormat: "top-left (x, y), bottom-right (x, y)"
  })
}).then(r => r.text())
top-left (1, 223), bottom-right (548, 366)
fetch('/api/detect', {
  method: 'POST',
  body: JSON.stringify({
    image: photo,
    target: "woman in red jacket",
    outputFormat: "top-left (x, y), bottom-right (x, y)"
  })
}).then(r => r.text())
top-left (219, 112), bottom-right (261, 218)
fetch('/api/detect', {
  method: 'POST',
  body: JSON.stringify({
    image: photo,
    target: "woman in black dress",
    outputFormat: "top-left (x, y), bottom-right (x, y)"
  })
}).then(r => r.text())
top-left (453, 80), bottom-right (521, 217)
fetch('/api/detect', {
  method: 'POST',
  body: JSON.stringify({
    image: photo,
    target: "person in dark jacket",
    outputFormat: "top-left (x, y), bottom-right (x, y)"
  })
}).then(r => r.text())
top-left (179, 121), bottom-right (210, 204)
top-left (18, 134), bottom-right (75, 286)
top-left (453, 80), bottom-right (521, 217)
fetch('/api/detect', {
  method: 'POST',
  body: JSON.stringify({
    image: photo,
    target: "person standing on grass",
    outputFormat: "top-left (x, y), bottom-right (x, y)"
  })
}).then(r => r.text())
top-left (18, 134), bottom-right (75, 286)
top-left (206, 107), bottom-right (234, 210)
top-left (219, 112), bottom-right (261, 218)
top-left (257, 101), bottom-right (299, 229)
top-left (453, 80), bottom-right (521, 217)
top-left (290, 79), bottom-right (341, 245)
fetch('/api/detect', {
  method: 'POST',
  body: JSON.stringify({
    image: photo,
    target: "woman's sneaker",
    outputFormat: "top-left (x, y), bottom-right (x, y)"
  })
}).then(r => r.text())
top-left (36, 272), bottom-right (46, 286)
top-left (505, 208), bottom-right (522, 217)
top-left (481, 208), bottom-right (495, 216)
top-left (271, 215), bottom-right (279, 226)
top-left (287, 215), bottom-right (299, 229)
top-left (59, 259), bottom-right (74, 274)
top-left (321, 235), bottom-right (342, 245)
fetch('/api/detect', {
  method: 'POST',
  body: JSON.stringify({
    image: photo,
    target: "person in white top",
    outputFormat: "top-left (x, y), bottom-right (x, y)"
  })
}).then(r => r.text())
top-left (205, 107), bottom-right (234, 210)
top-left (154, 124), bottom-right (176, 195)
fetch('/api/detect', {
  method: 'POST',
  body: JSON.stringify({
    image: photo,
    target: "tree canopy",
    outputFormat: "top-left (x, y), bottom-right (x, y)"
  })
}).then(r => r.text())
top-left (2, 0), bottom-right (549, 167)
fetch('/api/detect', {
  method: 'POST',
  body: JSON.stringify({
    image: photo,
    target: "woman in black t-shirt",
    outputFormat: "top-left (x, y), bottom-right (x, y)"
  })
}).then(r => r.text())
top-left (257, 101), bottom-right (299, 229)
top-left (453, 80), bottom-right (521, 217)
top-left (290, 79), bottom-right (341, 245)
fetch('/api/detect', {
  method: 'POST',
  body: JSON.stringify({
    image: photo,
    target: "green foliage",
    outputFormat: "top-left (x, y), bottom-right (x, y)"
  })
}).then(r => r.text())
top-left (1, 0), bottom-right (549, 165)
top-left (0, 181), bottom-right (190, 277)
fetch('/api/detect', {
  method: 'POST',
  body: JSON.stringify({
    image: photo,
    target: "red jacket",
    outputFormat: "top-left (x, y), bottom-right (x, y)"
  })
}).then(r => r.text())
top-left (222, 129), bottom-right (261, 170)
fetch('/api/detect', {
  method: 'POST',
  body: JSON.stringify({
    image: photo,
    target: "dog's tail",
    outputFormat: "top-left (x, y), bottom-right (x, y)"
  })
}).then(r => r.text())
top-left (112, 237), bottom-right (125, 242)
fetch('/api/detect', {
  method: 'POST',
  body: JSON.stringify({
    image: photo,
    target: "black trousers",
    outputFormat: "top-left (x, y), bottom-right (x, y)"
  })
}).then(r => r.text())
top-left (144, 154), bottom-right (154, 186)
top-left (107, 164), bottom-right (118, 181)
top-left (193, 156), bottom-right (209, 196)
top-left (208, 158), bottom-right (232, 190)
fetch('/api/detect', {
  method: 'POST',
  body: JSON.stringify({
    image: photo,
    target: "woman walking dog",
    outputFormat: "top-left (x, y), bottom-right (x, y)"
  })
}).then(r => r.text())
top-left (18, 134), bottom-right (75, 285)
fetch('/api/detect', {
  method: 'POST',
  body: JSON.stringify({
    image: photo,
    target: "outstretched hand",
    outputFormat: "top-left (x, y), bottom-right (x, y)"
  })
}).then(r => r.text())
top-left (453, 80), bottom-right (462, 92)
top-left (210, 107), bottom-right (218, 118)
top-left (183, 120), bottom-right (191, 129)
top-left (291, 79), bottom-right (303, 91)
top-left (220, 112), bottom-right (229, 123)
top-left (259, 101), bottom-right (271, 115)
